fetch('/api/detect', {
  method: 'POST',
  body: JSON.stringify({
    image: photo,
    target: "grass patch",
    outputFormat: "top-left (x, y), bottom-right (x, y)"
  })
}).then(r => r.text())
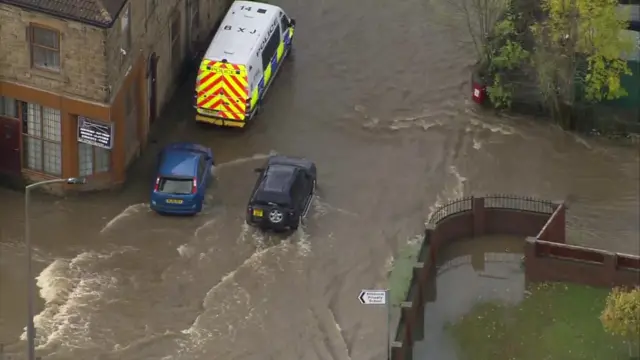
top-left (447, 282), bottom-right (629, 360)
top-left (388, 241), bottom-right (422, 306)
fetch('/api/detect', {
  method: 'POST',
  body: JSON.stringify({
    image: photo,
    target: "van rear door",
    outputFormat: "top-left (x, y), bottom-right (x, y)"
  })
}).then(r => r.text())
top-left (196, 60), bottom-right (249, 121)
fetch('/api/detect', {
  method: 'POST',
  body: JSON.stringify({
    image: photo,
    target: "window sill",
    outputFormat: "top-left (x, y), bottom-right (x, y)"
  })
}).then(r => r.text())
top-left (28, 68), bottom-right (65, 82)
top-left (22, 169), bottom-right (62, 181)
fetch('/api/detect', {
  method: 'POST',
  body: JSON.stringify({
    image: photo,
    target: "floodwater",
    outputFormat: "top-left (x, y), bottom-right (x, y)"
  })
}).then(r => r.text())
top-left (412, 236), bottom-right (526, 360)
top-left (0, 0), bottom-right (639, 358)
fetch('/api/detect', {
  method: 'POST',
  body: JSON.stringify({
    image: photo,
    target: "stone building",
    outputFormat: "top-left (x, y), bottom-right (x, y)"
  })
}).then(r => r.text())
top-left (0, 0), bottom-right (229, 191)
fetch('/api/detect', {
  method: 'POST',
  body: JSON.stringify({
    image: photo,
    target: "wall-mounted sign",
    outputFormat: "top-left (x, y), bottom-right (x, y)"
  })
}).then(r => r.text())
top-left (77, 117), bottom-right (113, 149)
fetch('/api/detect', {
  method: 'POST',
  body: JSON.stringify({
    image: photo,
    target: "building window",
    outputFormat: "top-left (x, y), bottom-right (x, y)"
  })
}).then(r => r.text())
top-left (170, 13), bottom-right (181, 71)
top-left (121, 5), bottom-right (132, 59)
top-left (0, 96), bottom-right (18, 118)
top-left (78, 142), bottom-right (110, 176)
top-left (29, 25), bottom-right (61, 72)
top-left (22, 103), bottom-right (62, 176)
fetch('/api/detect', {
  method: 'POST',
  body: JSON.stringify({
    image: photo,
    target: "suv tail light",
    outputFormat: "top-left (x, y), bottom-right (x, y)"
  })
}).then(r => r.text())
top-left (154, 177), bottom-right (160, 192)
top-left (192, 178), bottom-right (197, 194)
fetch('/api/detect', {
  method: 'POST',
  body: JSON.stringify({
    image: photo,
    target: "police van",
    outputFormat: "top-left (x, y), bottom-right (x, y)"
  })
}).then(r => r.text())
top-left (194, 0), bottom-right (296, 128)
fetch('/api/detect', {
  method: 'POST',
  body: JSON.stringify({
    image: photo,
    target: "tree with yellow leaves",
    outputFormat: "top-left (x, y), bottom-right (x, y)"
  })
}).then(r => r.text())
top-left (600, 286), bottom-right (640, 358)
top-left (530, 0), bottom-right (635, 129)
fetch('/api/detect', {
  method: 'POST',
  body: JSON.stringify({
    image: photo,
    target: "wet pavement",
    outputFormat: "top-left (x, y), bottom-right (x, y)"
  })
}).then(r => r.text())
top-left (413, 236), bottom-right (526, 359)
top-left (1, 0), bottom-right (639, 358)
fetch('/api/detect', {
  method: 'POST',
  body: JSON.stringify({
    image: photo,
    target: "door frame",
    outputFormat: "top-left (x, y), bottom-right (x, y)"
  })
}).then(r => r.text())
top-left (146, 52), bottom-right (158, 124)
top-left (0, 116), bottom-right (22, 175)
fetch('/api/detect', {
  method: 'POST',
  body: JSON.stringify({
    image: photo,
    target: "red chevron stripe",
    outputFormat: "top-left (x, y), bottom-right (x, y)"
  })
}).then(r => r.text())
top-left (222, 78), bottom-right (243, 100)
top-left (198, 72), bottom-right (214, 85)
top-left (227, 75), bottom-right (248, 96)
top-left (198, 77), bottom-right (223, 97)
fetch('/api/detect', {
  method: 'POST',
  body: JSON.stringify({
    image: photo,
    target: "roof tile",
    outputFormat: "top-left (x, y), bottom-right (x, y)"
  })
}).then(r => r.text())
top-left (0, 0), bottom-right (128, 27)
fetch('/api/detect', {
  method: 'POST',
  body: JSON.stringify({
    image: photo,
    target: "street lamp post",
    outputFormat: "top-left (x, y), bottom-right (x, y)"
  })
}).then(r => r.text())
top-left (24, 177), bottom-right (86, 360)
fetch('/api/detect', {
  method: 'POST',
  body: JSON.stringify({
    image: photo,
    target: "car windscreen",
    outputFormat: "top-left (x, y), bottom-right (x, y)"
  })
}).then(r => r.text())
top-left (158, 177), bottom-right (192, 194)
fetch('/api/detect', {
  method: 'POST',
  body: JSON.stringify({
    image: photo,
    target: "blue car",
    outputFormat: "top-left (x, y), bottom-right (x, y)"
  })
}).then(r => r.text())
top-left (150, 142), bottom-right (215, 215)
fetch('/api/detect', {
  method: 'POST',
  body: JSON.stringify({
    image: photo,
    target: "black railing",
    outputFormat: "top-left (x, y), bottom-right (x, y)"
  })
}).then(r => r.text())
top-left (427, 196), bottom-right (473, 224)
top-left (483, 194), bottom-right (556, 213)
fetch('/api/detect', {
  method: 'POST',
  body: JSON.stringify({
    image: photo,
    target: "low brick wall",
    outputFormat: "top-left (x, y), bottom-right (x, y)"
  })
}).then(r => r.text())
top-left (390, 195), bottom-right (640, 360)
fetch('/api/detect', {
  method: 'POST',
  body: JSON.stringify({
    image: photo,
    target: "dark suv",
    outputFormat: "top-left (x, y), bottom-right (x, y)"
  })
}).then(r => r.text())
top-left (246, 155), bottom-right (317, 231)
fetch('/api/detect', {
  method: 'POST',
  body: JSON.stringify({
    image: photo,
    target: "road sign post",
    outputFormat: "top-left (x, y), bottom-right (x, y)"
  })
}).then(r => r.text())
top-left (359, 289), bottom-right (391, 360)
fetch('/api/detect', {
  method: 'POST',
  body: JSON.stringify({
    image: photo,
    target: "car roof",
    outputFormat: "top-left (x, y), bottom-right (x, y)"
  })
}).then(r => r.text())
top-left (253, 164), bottom-right (296, 203)
top-left (163, 142), bottom-right (211, 155)
top-left (159, 149), bottom-right (201, 177)
top-left (203, 1), bottom-right (284, 65)
top-left (262, 164), bottom-right (295, 191)
top-left (267, 155), bottom-right (314, 169)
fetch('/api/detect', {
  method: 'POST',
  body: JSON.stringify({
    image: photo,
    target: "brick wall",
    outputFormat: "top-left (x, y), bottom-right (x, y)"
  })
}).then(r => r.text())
top-left (0, 4), bottom-right (109, 103)
top-left (390, 195), bottom-right (640, 360)
top-left (106, 0), bottom-right (230, 117)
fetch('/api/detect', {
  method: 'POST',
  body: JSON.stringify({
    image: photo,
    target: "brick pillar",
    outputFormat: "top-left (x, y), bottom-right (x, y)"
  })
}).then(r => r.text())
top-left (401, 303), bottom-right (413, 350)
top-left (473, 197), bottom-right (486, 236)
top-left (61, 112), bottom-right (77, 178)
top-left (425, 224), bottom-right (438, 264)
top-left (390, 343), bottom-right (404, 360)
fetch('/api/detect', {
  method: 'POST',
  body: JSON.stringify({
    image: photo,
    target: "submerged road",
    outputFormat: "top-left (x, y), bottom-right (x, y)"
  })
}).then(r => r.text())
top-left (1, 0), bottom-right (639, 358)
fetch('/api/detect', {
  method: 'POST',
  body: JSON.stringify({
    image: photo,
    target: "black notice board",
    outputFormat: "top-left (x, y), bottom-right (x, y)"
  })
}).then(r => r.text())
top-left (77, 117), bottom-right (113, 150)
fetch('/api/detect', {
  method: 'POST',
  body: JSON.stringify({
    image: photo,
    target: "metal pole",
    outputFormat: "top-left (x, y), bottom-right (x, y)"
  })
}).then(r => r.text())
top-left (24, 179), bottom-right (77, 360)
top-left (25, 184), bottom-right (35, 360)
top-left (386, 289), bottom-right (391, 360)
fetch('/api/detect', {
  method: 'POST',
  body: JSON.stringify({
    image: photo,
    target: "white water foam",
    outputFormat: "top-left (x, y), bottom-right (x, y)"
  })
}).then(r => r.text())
top-left (100, 203), bottom-right (149, 234)
top-left (472, 137), bottom-right (483, 150)
top-left (214, 151), bottom-right (278, 171)
top-left (178, 240), bottom-right (292, 351)
top-left (466, 118), bottom-right (517, 136)
top-left (427, 165), bottom-right (467, 221)
top-left (312, 196), bottom-right (358, 219)
top-left (389, 111), bottom-right (452, 131)
top-left (22, 247), bottom-right (136, 350)
top-left (294, 226), bottom-right (312, 257)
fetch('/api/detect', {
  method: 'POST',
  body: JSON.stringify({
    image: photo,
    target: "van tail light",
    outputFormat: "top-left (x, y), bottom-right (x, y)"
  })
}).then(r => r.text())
top-left (154, 177), bottom-right (160, 192)
top-left (192, 178), bottom-right (198, 194)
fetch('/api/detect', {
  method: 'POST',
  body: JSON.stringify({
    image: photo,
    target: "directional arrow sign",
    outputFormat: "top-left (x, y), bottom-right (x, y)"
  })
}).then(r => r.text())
top-left (358, 289), bottom-right (387, 305)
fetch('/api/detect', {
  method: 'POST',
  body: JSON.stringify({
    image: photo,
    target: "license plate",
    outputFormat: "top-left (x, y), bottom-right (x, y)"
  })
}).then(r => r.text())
top-left (166, 199), bottom-right (183, 204)
top-left (253, 209), bottom-right (263, 217)
top-left (198, 108), bottom-right (218, 116)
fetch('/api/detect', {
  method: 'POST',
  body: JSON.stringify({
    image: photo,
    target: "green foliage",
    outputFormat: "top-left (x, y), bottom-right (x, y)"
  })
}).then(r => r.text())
top-left (487, 74), bottom-right (514, 108)
top-left (532, 0), bottom-right (633, 105)
top-left (485, 11), bottom-right (530, 108)
top-left (600, 287), bottom-right (640, 339)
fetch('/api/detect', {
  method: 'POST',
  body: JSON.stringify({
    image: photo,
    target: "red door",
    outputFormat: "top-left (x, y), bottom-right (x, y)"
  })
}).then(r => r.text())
top-left (0, 117), bottom-right (21, 175)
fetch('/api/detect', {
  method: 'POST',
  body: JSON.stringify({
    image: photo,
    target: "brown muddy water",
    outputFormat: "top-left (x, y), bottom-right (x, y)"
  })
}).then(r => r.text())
top-left (412, 236), bottom-right (526, 359)
top-left (0, 0), bottom-right (639, 358)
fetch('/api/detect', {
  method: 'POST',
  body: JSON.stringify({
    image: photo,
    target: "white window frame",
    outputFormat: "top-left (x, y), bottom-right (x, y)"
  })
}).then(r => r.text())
top-left (22, 103), bottom-right (62, 176)
top-left (78, 142), bottom-right (111, 176)
top-left (29, 24), bottom-right (61, 72)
